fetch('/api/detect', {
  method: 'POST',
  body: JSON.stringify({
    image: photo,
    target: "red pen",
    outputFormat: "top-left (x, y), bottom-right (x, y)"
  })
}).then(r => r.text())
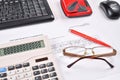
top-left (70, 29), bottom-right (111, 48)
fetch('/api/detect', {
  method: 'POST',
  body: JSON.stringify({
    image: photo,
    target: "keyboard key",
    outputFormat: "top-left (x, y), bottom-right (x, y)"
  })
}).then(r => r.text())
top-left (41, 8), bottom-right (48, 16)
top-left (38, 0), bottom-right (44, 8)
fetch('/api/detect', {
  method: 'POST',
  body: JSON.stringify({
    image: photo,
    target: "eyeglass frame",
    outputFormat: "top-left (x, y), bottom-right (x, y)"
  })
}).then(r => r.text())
top-left (63, 46), bottom-right (117, 68)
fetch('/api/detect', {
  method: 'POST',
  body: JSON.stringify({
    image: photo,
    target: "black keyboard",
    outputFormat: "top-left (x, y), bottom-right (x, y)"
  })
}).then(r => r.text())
top-left (0, 0), bottom-right (54, 29)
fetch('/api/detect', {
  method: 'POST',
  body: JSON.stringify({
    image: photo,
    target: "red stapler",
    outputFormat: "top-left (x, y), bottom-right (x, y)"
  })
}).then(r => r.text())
top-left (61, 0), bottom-right (92, 17)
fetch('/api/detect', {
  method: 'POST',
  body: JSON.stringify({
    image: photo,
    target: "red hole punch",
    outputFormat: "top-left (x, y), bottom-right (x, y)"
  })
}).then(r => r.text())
top-left (61, 0), bottom-right (92, 17)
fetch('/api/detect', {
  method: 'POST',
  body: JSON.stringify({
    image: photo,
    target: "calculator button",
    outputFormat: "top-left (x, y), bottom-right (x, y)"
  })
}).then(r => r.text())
top-left (23, 63), bottom-right (30, 67)
top-left (51, 77), bottom-right (58, 80)
top-left (41, 69), bottom-right (47, 74)
top-left (35, 76), bottom-right (42, 80)
top-left (16, 69), bottom-right (23, 74)
top-left (0, 68), bottom-right (7, 72)
top-left (24, 78), bottom-right (33, 80)
top-left (46, 62), bottom-right (53, 67)
top-left (8, 66), bottom-right (15, 71)
top-left (8, 76), bottom-right (17, 80)
top-left (2, 78), bottom-right (8, 80)
top-left (32, 66), bottom-right (39, 70)
top-left (24, 72), bottom-right (32, 78)
top-left (7, 70), bottom-right (16, 76)
top-left (15, 64), bottom-right (22, 69)
top-left (42, 74), bottom-right (49, 79)
top-left (33, 71), bottom-right (40, 76)
top-left (0, 73), bottom-right (7, 78)
top-left (16, 74), bottom-right (24, 79)
top-left (48, 67), bottom-right (55, 72)
top-left (39, 64), bottom-right (46, 69)
top-left (23, 67), bottom-right (31, 72)
top-left (49, 72), bottom-right (57, 77)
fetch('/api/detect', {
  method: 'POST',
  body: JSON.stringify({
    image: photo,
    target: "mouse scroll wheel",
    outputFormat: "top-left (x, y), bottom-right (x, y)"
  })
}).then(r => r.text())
top-left (68, 1), bottom-right (78, 11)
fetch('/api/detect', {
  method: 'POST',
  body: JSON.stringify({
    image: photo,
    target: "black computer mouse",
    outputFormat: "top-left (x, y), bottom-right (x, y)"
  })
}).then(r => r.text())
top-left (100, 0), bottom-right (120, 19)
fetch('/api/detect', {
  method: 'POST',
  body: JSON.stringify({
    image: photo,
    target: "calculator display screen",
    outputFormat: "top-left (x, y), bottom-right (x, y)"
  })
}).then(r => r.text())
top-left (0, 40), bottom-right (45, 56)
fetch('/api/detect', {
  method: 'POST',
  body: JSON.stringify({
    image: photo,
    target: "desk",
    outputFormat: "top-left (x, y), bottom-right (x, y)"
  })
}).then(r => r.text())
top-left (0, 0), bottom-right (120, 80)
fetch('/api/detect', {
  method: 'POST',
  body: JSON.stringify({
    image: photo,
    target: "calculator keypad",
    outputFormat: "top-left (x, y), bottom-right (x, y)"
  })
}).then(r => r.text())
top-left (0, 62), bottom-right (59, 80)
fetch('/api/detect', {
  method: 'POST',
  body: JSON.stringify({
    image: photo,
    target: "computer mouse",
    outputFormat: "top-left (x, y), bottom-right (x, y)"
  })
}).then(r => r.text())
top-left (100, 0), bottom-right (120, 19)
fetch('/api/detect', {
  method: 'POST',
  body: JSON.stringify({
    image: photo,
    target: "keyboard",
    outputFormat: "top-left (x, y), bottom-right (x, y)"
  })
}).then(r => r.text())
top-left (0, 0), bottom-right (54, 29)
top-left (0, 35), bottom-right (62, 80)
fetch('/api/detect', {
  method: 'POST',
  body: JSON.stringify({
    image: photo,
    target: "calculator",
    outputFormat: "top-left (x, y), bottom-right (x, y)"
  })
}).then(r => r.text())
top-left (0, 35), bottom-right (62, 80)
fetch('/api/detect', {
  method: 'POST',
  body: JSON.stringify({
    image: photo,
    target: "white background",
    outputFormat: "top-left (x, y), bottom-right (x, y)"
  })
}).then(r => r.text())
top-left (0, 0), bottom-right (120, 80)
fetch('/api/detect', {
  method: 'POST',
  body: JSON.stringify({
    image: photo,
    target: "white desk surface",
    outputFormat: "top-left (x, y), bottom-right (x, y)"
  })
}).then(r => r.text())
top-left (0, 0), bottom-right (120, 80)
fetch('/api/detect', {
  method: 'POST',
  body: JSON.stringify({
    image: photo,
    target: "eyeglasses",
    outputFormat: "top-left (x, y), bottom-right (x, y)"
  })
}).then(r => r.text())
top-left (63, 46), bottom-right (117, 68)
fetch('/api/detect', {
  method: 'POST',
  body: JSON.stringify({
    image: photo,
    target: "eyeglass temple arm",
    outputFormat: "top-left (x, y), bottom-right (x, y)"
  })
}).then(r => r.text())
top-left (67, 57), bottom-right (86, 68)
top-left (92, 57), bottom-right (114, 68)
top-left (67, 56), bottom-right (114, 68)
